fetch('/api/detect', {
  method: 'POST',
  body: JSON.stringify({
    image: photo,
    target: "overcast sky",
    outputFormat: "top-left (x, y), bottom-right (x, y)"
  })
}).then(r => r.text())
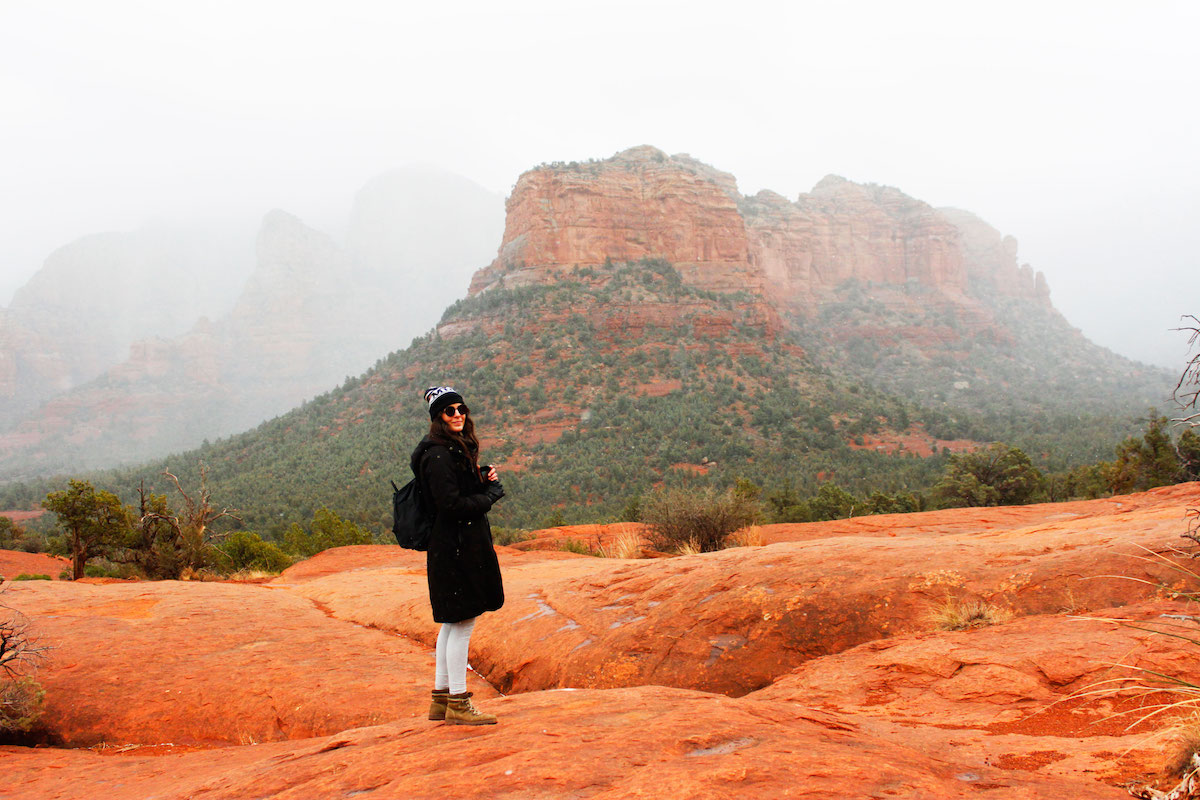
top-left (2, 0), bottom-right (1196, 368)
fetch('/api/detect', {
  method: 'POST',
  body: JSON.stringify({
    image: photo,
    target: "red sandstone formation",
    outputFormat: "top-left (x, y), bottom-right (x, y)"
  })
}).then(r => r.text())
top-left (5, 485), bottom-right (1198, 797)
top-left (751, 600), bottom-right (1197, 787)
top-left (470, 145), bottom-right (1048, 320)
top-left (0, 578), bottom-right (496, 747)
top-left (757, 598), bottom-right (1200, 733)
top-left (469, 147), bottom-right (757, 295)
top-left (758, 482), bottom-right (1197, 543)
top-left (746, 176), bottom-right (971, 305)
top-left (1, 685), bottom-right (1134, 799)
top-left (283, 483), bottom-right (1200, 698)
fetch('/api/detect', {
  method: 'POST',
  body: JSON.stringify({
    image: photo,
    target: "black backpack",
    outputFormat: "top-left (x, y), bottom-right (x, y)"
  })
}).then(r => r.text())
top-left (391, 477), bottom-right (433, 550)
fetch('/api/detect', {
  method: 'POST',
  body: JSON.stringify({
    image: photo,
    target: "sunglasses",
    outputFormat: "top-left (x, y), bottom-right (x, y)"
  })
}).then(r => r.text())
top-left (441, 404), bottom-right (469, 418)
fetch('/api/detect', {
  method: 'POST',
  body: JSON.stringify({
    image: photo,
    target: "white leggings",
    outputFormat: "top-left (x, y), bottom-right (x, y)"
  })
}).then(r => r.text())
top-left (434, 617), bottom-right (477, 694)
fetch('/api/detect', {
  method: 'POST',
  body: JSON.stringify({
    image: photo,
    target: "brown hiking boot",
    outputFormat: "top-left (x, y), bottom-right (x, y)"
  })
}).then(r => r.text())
top-left (445, 692), bottom-right (497, 725)
top-left (429, 689), bottom-right (449, 721)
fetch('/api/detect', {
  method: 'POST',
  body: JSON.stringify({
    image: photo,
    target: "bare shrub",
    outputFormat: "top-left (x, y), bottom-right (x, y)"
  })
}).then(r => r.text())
top-left (1174, 314), bottom-right (1200, 425)
top-left (0, 586), bottom-right (48, 735)
top-left (227, 569), bottom-right (280, 582)
top-left (641, 486), bottom-right (758, 554)
top-left (0, 676), bottom-right (45, 733)
top-left (129, 468), bottom-right (241, 578)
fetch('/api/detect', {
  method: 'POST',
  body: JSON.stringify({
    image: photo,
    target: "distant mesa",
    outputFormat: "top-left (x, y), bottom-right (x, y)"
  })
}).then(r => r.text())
top-left (471, 145), bottom-right (1049, 310)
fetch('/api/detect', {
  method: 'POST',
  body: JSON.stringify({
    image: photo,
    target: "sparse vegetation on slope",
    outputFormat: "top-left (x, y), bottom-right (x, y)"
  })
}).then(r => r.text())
top-left (0, 258), bottom-right (1174, 543)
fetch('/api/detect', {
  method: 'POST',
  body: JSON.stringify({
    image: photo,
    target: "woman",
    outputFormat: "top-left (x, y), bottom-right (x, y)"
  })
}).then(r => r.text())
top-left (411, 385), bottom-right (505, 725)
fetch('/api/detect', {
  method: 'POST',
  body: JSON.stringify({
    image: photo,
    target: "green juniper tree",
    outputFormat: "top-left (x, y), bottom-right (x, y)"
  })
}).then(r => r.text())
top-left (42, 480), bottom-right (132, 580)
top-left (1107, 412), bottom-right (1182, 494)
top-left (933, 443), bottom-right (1043, 508)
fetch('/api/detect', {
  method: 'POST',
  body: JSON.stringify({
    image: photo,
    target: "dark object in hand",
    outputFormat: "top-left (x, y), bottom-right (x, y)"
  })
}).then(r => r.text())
top-left (484, 481), bottom-right (505, 503)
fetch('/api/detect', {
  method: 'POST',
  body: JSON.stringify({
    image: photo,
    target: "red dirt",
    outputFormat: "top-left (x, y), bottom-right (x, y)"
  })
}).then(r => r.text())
top-left (635, 378), bottom-right (682, 396)
top-left (848, 430), bottom-right (982, 456)
top-left (0, 509), bottom-right (46, 522)
top-left (0, 550), bottom-right (69, 579)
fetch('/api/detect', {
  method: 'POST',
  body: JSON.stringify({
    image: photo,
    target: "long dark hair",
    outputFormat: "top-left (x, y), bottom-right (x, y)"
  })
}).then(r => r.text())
top-left (429, 413), bottom-right (480, 473)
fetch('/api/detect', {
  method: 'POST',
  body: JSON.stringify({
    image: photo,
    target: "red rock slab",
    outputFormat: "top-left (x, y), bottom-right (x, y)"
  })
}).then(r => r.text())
top-left (275, 543), bottom-right (420, 582)
top-left (2, 579), bottom-right (495, 747)
top-left (0, 686), bottom-right (1130, 800)
top-left (281, 485), bottom-right (1195, 698)
top-left (502, 483), bottom-right (1198, 550)
top-left (751, 600), bottom-right (1200, 785)
top-left (759, 482), bottom-right (1198, 544)
top-left (0, 550), bottom-right (69, 579)
top-left (275, 543), bottom-right (584, 585)
top-left (755, 599), bottom-right (1200, 726)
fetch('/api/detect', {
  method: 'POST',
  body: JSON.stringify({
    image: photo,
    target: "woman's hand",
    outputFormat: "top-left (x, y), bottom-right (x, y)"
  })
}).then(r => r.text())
top-left (485, 465), bottom-right (498, 483)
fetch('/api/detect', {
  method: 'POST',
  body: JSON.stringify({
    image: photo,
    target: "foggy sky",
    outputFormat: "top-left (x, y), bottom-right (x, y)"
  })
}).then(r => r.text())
top-left (2, 0), bottom-right (1197, 369)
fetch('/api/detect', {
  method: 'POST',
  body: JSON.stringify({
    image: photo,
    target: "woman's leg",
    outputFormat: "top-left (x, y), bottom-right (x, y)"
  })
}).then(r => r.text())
top-left (444, 617), bottom-right (477, 694)
top-left (441, 617), bottom-right (494, 724)
top-left (434, 623), bottom-right (452, 691)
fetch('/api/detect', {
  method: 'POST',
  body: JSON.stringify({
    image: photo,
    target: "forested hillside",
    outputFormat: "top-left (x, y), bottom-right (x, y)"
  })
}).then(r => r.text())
top-left (0, 258), bottom-right (1153, 535)
top-left (0, 148), bottom-right (1175, 536)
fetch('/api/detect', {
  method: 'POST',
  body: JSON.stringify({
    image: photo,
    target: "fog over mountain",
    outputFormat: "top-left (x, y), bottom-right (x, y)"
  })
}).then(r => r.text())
top-left (0, 167), bottom-right (503, 478)
top-left (2, 3), bottom-right (1196, 374)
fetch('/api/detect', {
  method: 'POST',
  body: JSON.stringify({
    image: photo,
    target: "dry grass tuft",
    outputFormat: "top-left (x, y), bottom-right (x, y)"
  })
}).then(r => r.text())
top-left (227, 569), bottom-right (280, 581)
top-left (726, 526), bottom-right (767, 548)
top-left (599, 527), bottom-right (644, 559)
top-left (926, 596), bottom-right (1014, 631)
top-left (178, 567), bottom-right (223, 582)
top-left (675, 539), bottom-right (702, 557)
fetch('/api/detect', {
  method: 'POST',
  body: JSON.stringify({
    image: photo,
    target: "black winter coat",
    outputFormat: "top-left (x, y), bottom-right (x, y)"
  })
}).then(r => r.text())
top-left (411, 435), bottom-right (504, 624)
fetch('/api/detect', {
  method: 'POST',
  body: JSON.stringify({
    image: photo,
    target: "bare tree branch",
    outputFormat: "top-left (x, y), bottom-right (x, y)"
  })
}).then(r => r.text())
top-left (161, 466), bottom-right (241, 539)
top-left (1173, 314), bottom-right (1200, 416)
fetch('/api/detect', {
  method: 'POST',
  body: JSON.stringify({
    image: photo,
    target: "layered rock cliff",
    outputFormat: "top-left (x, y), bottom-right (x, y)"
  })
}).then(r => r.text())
top-left (466, 146), bottom-right (1166, 416)
top-left (471, 146), bottom-right (1051, 314)
top-left (470, 146), bottom-right (756, 295)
